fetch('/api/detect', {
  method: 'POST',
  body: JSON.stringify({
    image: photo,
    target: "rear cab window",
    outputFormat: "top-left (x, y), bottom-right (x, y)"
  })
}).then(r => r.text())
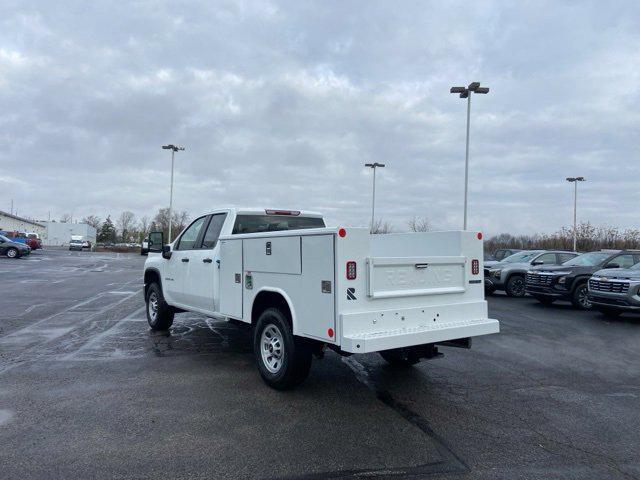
top-left (232, 215), bottom-right (325, 234)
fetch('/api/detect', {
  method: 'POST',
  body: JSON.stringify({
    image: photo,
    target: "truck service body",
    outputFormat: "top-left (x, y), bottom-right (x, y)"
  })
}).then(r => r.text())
top-left (143, 208), bottom-right (499, 388)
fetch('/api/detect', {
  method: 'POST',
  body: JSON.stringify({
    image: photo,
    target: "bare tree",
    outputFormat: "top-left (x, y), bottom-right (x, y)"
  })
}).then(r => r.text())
top-left (59, 213), bottom-right (72, 223)
top-left (138, 216), bottom-right (150, 241)
top-left (371, 218), bottom-right (393, 234)
top-left (407, 216), bottom-right (430, 232)
top-left (152, 208), bottom-right (189, 241)
top-left (82, 215), bottom-right (101, 229)
top-left (116, 211), bottom-right (136, 242)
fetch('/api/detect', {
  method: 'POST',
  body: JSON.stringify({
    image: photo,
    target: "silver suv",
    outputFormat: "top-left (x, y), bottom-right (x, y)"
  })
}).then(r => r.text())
top-left (485, 250), bottom-right (578, 297)
top-left (588, 262), bottom-right (640, 317)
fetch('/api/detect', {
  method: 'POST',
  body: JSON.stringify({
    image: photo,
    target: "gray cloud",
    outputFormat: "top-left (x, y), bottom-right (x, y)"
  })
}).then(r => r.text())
top-left (1, 0), bottom-right (639, 234)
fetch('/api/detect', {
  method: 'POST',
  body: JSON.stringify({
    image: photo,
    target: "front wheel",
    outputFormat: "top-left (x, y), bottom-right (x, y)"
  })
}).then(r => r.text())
top-left (253, 308), bottom-right (312, 390)
top-left (145, 283), bottom-right (174, 330)
top-left (571, 283), bottom-right (592, 310)
top-left (505, 275), bottom-right (526, 297)
top-left (6, 248), bottom-right (19, 259)
top-left (379, 347), bottom-right (422, 366)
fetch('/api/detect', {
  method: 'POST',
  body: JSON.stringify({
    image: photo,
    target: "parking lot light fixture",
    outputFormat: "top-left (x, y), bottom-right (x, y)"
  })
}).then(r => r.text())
top-left (566, 177), bottom-right (586, 251)
top-left (162, 144), bottom-right (185, 243)
top-left (450, 82), bottom-right (490, 230)
top-left (364, 162), bottom-right (385, 233)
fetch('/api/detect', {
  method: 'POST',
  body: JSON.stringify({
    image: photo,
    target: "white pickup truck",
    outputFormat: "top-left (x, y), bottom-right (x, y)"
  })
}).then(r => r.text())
top-left (144, 208), bottom-right (498, 389)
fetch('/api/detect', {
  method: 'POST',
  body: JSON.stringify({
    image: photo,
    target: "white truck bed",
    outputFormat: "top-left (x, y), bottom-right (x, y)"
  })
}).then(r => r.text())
top-left (218, 227), bottom-right (498, 353)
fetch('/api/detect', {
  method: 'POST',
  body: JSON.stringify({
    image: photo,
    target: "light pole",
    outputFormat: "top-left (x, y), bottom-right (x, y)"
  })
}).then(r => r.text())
top-left (364, 162), bottom-right (385, 233)
top-left (566, 176), bottom-right (585, 251)
top-left (450, 81), bottom-right (490, 230)
top-left (162, 144), bottom-right (185, 243)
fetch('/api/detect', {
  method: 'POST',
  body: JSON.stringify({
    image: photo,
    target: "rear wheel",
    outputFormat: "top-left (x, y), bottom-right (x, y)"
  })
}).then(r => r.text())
top-left (505, 275), bottom-right (526, 297)
top-left (145, 283), bottom-right (174, 330)
top-left (379, 347), bottom-right (422, 366)
top-left (6, 248), bottom-right (19, 259)
top-left (571, 283), bottom-right (591, 310)
top-left (253, 308), bottom-right (312, 390)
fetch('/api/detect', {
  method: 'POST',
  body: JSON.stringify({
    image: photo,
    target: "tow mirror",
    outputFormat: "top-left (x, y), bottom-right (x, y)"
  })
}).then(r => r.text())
top-left (148, 231), bottom-right (164, 253)
top-left (162, 244), bottom-right (172, 260)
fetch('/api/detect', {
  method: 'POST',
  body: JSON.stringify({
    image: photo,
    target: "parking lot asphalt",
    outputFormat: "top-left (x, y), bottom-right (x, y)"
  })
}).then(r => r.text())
top-left (1, 250), bottom-right (639, 479)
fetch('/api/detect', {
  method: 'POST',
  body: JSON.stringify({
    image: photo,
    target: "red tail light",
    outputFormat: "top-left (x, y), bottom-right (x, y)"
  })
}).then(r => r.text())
top-left (472, 259), bottom-right (480, 275)
top-left (346, 261), bottom-right (357, 280)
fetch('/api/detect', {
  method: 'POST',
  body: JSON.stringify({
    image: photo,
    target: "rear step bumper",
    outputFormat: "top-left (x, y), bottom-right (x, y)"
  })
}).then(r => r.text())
top-left (340, 318), bottom-right (499, 354)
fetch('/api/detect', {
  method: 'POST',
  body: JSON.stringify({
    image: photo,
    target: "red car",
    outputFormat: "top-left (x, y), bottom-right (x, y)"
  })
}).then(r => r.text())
top-left (26, 233), bottom-right (42, 250)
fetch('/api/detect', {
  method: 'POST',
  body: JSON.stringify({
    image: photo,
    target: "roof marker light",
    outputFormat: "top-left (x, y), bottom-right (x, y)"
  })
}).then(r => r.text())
top-left (338, 228), bottom-right (346, 238)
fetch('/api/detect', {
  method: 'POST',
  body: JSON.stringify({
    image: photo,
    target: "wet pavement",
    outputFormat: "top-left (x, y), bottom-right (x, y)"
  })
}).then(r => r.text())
top-left (1, 249), bottom-right (639, 479)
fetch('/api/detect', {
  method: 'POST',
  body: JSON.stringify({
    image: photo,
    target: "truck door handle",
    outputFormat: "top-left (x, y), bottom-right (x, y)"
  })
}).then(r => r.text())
top-left (415, 263), bottom-right (429, 269)
top-left (203, 258), bottom-right (213, 263)
top-left (181, 258), bottom-right (189, 263)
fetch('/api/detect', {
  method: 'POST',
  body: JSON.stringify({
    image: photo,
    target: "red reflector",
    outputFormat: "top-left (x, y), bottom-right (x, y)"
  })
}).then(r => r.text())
top-left (265, 209), bottom-right (300, 216)
top-left (346, 261), bottom-right (357, 280)
top-left (477, 232), bottom-right (483, 240)
top-left (328, 328), bottom-right (334, 338)
top-left (472, 259), bottom-right (480, 275)
top-left (338, 228), bottom-right (346, 238)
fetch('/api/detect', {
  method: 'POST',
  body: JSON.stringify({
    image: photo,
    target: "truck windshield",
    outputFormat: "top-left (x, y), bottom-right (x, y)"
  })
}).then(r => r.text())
top-left (502, 251), bottom-right (542, 263)
top-left (233, 215), bottom-right (325, 234)
top-left (562, 252), bottom-right (611, 266)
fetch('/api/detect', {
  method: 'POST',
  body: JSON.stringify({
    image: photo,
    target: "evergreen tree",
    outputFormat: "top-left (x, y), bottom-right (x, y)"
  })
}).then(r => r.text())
top-left (98, 216), bottom-right (117, 243)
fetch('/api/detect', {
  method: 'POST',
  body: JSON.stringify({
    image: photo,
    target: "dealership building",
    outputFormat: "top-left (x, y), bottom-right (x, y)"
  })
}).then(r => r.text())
top-left (0, 210), bottom-right (46, 237)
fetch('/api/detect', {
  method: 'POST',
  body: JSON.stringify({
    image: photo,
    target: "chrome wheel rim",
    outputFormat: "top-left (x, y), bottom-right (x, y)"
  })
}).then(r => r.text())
top-left (148, 291), bottom-right (159, 322)
top-left (578, 286), bottom-right (591, 308)
top-left (7, 249), bottom-right (16, 258)
top-left (261, 324), bottom-right (284, 374)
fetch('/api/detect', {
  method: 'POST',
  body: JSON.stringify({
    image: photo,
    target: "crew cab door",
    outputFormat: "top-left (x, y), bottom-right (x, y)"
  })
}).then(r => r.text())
top-left (164, 216), bottom-right (208, 305)
top-left (184, 213), bottom-right (227, 312)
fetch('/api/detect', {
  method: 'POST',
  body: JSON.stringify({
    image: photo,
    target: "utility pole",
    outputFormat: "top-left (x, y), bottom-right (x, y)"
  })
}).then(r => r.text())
top-left (566, 177), bottom-right (585, 251)
top-left (364, 162), bottom-right (385, 233)
top-left (162, 144), bottom-right (185, 243)
top-left (450, 82), bottom-right (490, 230)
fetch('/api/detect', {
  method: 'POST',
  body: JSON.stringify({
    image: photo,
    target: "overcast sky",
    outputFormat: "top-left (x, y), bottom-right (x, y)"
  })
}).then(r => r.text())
top-left (2, 1), bottom-right (639, 234)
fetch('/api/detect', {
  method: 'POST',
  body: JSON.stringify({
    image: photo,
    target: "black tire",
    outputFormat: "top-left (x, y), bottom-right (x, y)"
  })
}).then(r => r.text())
top-left (6, 247), bottom-right (19, 259)
top-left (533, 295), bottom-right (555, 306)
top-left (571, 283), bottom-right (592, 310)
top-left (505, 275), bottom-right (526, 298)
top-left (379, 347), bottom-right (422, 366)
top-left (598, 307), bottom-right (622, 318)
top-left (253, 307), bottom-right (312, 390)
top-left (145, 282), bottom-right (174, 330)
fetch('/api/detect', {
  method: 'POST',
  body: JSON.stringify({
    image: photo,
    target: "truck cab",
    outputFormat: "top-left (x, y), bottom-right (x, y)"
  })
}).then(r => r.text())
top-left (144, 208), bottom-right (499, 389)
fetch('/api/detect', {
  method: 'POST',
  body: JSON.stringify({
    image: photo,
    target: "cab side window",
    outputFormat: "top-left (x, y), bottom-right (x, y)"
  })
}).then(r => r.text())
top-left (200, 214), bottom-right (227, 249)
top-left (558, 253), bottom-right (576, 263)
top-left (176, 216), bottom-right (207, 251)
top-left (607, 254), bottom-right (636, 269)
top-left (535, 253), bottom-right (557, 265)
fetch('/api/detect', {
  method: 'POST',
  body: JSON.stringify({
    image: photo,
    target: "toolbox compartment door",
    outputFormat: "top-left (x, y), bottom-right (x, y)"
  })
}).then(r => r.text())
top-left (219, 239), bottom-right (243, 318)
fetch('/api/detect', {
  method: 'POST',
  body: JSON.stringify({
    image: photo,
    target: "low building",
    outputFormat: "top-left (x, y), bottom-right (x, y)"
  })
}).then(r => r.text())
top-left (0, 210), bottom-right (46, 237)
top-left (41, 222), bottom-right (97, 247)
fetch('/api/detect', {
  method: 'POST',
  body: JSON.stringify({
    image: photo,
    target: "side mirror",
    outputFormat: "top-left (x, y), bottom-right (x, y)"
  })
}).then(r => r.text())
top-left (148, 231), bottom-right (164, 253)
top-left (162, 244), bottom-right (172, 260)
top-left (606, 263), bottom-right (620, 269)
top-left (531, 260), bottom-right (543, 266)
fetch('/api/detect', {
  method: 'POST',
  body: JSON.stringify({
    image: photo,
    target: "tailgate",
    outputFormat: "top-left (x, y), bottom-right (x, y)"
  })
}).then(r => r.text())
top-left (336, 229), bottom-right (498, 353)
top-left (367, 256), bottom-right (466, 298)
